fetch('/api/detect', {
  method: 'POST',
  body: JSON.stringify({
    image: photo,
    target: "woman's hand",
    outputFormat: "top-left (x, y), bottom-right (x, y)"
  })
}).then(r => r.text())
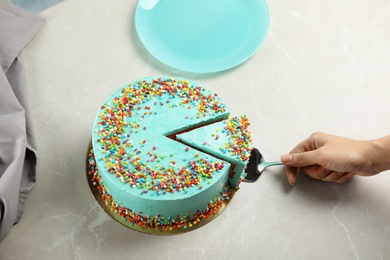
top-left (281, 132), bottom-right (390, 185)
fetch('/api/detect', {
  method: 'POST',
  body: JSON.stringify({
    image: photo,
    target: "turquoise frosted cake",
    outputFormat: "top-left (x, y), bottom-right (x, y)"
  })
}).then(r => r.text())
top-left (176, 115), bottom-right (251, 188)
top-left (89, 77), bottom-right (252, 231)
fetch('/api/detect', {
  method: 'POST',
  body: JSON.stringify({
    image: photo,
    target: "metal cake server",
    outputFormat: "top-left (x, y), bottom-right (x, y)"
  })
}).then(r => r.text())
top-left (243, 148), bottom-right (284, 182)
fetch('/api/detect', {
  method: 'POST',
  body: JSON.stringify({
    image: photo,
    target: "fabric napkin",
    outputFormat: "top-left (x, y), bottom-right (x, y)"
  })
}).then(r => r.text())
top-left (0, 0), bottom-right (44, 241)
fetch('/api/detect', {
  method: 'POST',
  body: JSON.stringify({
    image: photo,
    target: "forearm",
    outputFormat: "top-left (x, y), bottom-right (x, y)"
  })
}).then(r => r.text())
top-left (369, 135), bottom-right (390, 174)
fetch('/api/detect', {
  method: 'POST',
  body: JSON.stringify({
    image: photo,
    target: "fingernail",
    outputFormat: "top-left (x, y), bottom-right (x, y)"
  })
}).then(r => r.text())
top-left (287, 176), bottom-right (296, 186)
top-left (346, 172), bottom-right (355, 179)
top-left (281, 154), bottom-right (292, 163)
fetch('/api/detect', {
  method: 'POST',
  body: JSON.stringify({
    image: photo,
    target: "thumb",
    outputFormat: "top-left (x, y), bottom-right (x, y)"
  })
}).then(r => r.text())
top-left (280, 150), bottom-right (320, 167)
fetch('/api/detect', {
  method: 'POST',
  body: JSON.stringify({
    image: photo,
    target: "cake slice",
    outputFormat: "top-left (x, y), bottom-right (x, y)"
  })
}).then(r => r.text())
top-left (176, 115), bottom-right (252, 187)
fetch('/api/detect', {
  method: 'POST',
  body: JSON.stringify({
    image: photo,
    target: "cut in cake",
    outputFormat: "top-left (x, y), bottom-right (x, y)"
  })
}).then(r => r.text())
top-left (89, 76), bottom-right (252, 232)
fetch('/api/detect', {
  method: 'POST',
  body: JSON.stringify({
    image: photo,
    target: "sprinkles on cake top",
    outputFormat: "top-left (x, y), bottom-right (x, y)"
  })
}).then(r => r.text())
top-left (91, 76), bottom-right (252, 232)
top-left (95, 78), bottom-right (229, 194)
top-left (176, 115), bottom-right (252, 187)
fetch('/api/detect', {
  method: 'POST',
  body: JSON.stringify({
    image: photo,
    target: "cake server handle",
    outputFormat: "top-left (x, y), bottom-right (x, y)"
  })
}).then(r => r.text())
top-left (243, 148), bottom-right (284, 183)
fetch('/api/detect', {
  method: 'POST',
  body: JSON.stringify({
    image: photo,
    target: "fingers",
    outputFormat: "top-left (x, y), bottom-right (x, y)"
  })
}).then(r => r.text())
top-left (288, 132), bottom-right (328, 154)
top-left (335, 172), bottom-right (355, 183)
top-left (285, 166), bottom-right (298, 185)
top-left (283, 164), bottom-right (355, 186)
top-left (281, 132), bottom-right (360, 185)
top-left (302, 166), bottom-right (355, 183)
top-left (281, 150), bottom-right (322, 168)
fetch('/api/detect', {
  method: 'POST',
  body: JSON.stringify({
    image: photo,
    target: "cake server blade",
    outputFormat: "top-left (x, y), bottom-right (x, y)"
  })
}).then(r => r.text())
top-left (243, 148), bottom-right (283, 182)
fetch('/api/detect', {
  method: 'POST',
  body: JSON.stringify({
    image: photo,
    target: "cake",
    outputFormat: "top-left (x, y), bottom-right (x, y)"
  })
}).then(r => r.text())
top-left (89, 77), bottom-right (252, 232)
top-left (176, 115), bottom-right (251, 188)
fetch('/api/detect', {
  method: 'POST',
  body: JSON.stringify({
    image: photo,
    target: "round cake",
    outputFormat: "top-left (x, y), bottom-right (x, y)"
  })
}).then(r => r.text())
top-left (89, 77), bottom-right (252, 232)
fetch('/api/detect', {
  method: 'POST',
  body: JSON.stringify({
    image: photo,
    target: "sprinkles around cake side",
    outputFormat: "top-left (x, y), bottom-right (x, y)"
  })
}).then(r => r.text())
top-left (177, 115), bottom-right (253, 187)
top-left (90, 77), bottom-right (252, 232)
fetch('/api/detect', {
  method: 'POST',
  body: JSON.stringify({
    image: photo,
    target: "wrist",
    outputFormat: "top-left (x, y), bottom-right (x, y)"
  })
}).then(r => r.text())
top-left (369, 135), bottom-right (390, 174)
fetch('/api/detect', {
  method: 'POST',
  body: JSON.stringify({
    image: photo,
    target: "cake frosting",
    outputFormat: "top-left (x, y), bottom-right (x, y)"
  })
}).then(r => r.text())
top-left (176, 115), bottom-right (252, 187)
top-left (90, 77), bottom-right (252, 231)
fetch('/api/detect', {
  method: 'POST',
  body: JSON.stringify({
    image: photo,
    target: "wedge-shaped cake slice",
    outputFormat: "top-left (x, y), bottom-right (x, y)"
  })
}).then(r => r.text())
top-left (176, 115), bottom-right (252, 188)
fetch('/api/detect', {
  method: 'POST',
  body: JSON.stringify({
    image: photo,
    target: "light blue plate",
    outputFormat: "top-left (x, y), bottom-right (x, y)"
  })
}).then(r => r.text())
top-left (135, 0), bottom-right (269, 73)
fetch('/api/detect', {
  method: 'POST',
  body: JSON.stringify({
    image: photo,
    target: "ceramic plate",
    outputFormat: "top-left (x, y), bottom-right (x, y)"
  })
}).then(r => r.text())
top-left (135, 0), bottom-right (269, 73)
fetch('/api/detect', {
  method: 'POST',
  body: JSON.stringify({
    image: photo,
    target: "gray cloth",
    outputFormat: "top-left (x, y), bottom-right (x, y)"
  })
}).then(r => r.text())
top-left (0, 0), bottom-right (44, 241)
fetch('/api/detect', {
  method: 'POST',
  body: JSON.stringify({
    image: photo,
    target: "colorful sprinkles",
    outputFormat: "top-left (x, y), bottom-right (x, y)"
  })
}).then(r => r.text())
top-left (88, 149), bottom-right (232, 231)
top-left (219, 116), bottom-right (252, 162)
top-left (95, 77), bottom-right (228, 193)
top-left (91, 77), bottom-right (251, 232)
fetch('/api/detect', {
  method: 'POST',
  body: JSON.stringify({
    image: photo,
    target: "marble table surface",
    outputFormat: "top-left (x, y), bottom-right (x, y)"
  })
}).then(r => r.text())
top-left (1, 0), bottom-right (390, 259)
